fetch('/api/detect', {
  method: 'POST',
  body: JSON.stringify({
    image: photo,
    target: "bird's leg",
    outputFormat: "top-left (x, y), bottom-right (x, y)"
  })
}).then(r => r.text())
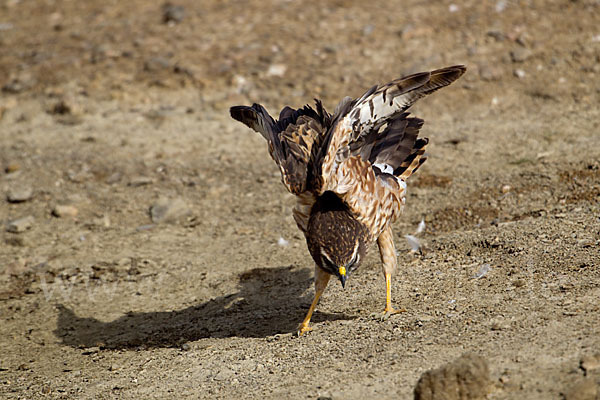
top-left (377, 226), bottom-right (406, 319)
top-left (297, 266), bottom-right (330, 336)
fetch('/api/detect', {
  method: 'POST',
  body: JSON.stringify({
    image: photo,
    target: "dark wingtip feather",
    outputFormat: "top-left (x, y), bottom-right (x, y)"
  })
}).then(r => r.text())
top-left (229, 105), bottom-right (250, 123)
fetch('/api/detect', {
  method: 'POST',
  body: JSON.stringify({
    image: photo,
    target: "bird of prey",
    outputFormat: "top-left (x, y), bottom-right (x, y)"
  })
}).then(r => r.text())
top-left (230, 65), bottom-right (466, 335)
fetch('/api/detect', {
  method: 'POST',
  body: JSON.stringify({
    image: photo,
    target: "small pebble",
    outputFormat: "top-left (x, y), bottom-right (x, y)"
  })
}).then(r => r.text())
top-left (163, 3), bottom-right (185, 24)
top-left (128, 176), bottom-right (154, 187)
top-left (501, 185), bottom-right (511, 193)
top-left (150, 196), bottom-right (191, 223)
top-left (514, 69), bottom-right (526, 79)
top-left (7, 186), bottom-right (33, 202)
top-left (581, 354), bottom-right (600, 375)
top-left (52, 205), bottom-right (78, 218)
top-left (267, 64), bottom-right (287, 77)
top-left (7, 215), bottom-right (34, 233)
top-left (510, 48), bottom-right (533, 63)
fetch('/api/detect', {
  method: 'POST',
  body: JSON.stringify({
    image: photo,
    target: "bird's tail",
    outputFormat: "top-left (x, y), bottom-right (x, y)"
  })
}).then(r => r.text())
top-left (395, 138), bottom-right (428, 181)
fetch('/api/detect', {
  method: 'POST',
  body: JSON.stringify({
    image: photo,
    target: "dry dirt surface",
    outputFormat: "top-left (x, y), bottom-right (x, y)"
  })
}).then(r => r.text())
top-left (1, 0), bottom-right (600, 399)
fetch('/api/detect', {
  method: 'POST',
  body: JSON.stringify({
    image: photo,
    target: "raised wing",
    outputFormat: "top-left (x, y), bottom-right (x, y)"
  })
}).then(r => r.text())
top-left (318, 65), bottom-right (466, 191)
top-left (230, 101), bottom-right (331, 194)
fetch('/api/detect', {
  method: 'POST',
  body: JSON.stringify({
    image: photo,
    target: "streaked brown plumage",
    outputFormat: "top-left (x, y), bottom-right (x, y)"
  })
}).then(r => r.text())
top-left (230, 65), bottom-right (466, 335)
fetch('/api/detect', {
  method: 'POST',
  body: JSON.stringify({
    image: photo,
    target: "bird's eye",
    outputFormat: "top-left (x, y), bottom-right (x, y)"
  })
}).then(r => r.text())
top-left (320, 252), bottom-right (337, 273)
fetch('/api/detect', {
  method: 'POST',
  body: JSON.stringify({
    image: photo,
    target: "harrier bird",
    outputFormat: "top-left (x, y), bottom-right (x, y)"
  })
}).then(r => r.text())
top-left (230, 65), bottom-right (465, 335)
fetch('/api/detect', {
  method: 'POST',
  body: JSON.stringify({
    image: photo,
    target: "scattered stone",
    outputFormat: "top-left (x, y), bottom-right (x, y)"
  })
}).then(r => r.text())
top-left (7, 216), bottom-right (35, 233)
top-left (144, 57), bottom-right (171, 72)
top-left (52, 205), bottom-right (78, 218)
top-left (7, 186), bottom-right (33, 203)
top-left (486, 30), bottom-right (505, 42)
top-left (563, 378), bottom-right (598, 400)
top-left (510, 48), bottom-right (533, 63)
top-left (490, 317), bottom-right (507, 331)
top-left (478, 64), bottom-right (503, 81)
top-left (150, 196), bottom-right (191, 223)
top-left (512, 279), bottom-right (526, 288)
top-left (47, 99), bottom-right (84, 125)
top-left (162, 3), bottom-right (185, 24)
top-left (513, 69), bottom-right (526, 79)
top-left (48, 100), bottom-right (72, 115)
top-left (2, 71), bottom-right (36, 94)
top-left (495, 0), bottom-right (507, 13)
top-left (109, 364), bottom-right (121, 372)
top-left (362, 24), bottom-right (374, 36)
top-left (105, 172), bottom-right (122, 184)
top-left (136, 224), bottom-right (155, 231)
top-left (414, 353), bottom-right (491, 400)
top-left (266, 64), bottom-right (287, 77)
top-left (213, 368), bottom-right (235, 381)
top-left (128, 176), bottom-right (154, 187)
top-left (5, 236), bottom-right (25, 246)
top-left (581, 354), bottom-right (600, 375)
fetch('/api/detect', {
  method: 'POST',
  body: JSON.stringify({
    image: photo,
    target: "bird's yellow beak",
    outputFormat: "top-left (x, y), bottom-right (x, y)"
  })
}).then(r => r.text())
top-left (338, 267), bottom-right (347, 288)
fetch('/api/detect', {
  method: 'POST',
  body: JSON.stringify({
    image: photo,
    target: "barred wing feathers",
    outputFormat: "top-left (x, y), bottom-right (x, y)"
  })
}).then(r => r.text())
top-left (230, 101), bottom-right (330, 195)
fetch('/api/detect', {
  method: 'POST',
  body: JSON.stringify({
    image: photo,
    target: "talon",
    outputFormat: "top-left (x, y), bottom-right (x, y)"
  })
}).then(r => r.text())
top-left (380, 307), bottom-right (406, 321)
top-left (297, 323), bottom-right (312, 336)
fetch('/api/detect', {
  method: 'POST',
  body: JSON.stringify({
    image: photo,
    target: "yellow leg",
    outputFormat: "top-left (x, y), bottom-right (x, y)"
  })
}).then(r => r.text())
top-left (298, 267), bottom-right (330, 336)
top-left (383, 272), bottom-right (405, 317)
top-left (378, 227), bottom-right (406, 319)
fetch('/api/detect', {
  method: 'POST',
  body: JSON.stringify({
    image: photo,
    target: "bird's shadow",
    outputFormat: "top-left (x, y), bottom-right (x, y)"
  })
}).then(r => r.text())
top-left (54, 265), bottom-right (352, 349)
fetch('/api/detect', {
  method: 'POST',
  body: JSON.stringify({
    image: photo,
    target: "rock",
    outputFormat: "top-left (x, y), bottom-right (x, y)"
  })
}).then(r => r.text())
top-left (510, 48), bottom-right (533, 63)
top-left (7, 186), bottom-right (33, 202)
top-left (478, 64), bottom-right (503, 81)
top-left (581, 354), bottom-right (600, 375)
top-left (52, 205), bottom-right (78, 218)
top-left (6, 215), bottom-right (34, 233)
top-left (47, 99), bottom-right (84, 125)
top-left (144, 57), bottom-right (171, 72)
top-left (266, 64), bottom-right (287, 77)
top-left (513, 69), bottom-right (526, 79)
top-left (563, 378), bottom-right (599, 400)
top-left (2, 71), bottom-right (36, 94)
top-left (163, 3), bottom-right (185, 24)
top-left (486, 30), bottom-right (505, 42)
top-left (414, 353), bottom-right (491, 400)
top-left (213, 367), bottom-right (235, 381)
top-left (150, 196), bottom-right (191, 223)
top-left (128, 176), bottom-right (154, 187)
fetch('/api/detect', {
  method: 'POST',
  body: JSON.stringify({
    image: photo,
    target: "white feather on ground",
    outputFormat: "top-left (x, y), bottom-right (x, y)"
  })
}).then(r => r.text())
top-left (416, 218), bottom-right (426, 234)
top-left (404, 234), bottom-right (421, 252)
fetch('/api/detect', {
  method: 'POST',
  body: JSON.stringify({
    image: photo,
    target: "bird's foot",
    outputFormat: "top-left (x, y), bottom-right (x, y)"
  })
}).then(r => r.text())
top-left (377, 307), bottom-right (406, 321)
top-left (296, 323), bottom-right (313, 336)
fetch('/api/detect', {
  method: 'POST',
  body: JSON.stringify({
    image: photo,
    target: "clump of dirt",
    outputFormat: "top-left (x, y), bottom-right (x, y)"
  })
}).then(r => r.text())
top-left (414, 353), bottom-right (491, 400)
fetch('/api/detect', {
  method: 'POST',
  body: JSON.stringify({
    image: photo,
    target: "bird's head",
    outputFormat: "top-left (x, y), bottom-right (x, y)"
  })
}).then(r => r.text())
top-left (306, 193), bottom-right (369, 288)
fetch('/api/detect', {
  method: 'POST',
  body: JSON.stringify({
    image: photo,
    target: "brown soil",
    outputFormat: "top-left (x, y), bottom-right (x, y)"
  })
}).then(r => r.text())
top-left (1, 0), bottom-right (599, 398)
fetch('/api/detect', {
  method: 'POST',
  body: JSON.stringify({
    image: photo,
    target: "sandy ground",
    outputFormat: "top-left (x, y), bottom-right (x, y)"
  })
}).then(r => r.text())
top-left (1, 0), bottom-right (599, 399)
